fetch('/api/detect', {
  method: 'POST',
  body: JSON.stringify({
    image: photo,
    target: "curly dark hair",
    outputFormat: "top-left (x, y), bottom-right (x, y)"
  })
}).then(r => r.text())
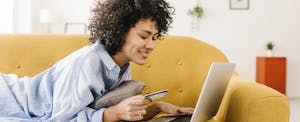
top-left (88, 0), bottom-right (174, 55)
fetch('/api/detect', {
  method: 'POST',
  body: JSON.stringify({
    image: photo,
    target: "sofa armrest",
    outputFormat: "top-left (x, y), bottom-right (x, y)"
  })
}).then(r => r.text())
top-left (226, 82), bottom-right (289, 122)
top-left (209, 74), bottom-right (290, 122)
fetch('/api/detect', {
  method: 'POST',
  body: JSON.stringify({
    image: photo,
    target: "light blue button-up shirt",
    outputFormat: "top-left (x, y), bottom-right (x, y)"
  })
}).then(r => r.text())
top-left (0, 41), bottom-right (130, 121)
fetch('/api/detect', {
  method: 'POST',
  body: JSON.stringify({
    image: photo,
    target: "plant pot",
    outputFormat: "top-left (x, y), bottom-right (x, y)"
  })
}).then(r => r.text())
top-left (266, 50), bottom-right (273, 57)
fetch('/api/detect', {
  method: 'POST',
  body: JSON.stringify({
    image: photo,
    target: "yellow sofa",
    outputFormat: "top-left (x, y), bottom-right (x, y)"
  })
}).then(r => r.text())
top-left (0, 34), bottom-right (290, 122)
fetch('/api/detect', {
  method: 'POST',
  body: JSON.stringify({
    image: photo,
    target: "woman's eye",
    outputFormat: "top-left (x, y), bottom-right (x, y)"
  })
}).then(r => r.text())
top-left (140, 36), bottom-right (147, 39)
top-left (152, 37), bottom-right (157, 41)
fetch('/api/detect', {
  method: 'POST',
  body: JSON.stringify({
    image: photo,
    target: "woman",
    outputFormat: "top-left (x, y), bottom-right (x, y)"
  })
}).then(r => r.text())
top-left (0, 0), bottom-right (194, 121)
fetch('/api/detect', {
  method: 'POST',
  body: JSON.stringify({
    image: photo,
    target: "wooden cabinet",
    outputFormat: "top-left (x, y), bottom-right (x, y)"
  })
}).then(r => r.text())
top-left (256, 57), bottom-right (286, 94)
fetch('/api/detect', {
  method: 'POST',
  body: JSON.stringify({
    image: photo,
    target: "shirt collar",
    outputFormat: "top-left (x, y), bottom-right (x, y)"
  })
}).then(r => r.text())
top-left (93, 41), bottom-right (129, 70)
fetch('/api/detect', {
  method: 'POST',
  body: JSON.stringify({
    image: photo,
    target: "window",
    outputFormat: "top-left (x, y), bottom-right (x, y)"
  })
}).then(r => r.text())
top-left (0, 0), bottom-right (13, 33)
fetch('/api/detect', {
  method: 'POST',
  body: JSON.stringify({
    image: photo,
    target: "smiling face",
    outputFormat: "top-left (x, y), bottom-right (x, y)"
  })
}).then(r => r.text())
top-left (112, 19), bottom-right (158, 67)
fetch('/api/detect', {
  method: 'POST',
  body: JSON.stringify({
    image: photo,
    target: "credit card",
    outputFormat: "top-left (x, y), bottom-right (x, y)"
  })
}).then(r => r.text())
top-left (145, 89), bottom-right (168, 100)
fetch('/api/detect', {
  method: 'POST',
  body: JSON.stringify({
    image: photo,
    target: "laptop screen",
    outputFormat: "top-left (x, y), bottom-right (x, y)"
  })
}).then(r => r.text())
top-left (191, 62), bottom-right (235, 122)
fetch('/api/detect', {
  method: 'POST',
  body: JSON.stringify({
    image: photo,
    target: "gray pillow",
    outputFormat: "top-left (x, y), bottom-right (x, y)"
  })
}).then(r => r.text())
top-left (89, 80), bottom-right (145, 109)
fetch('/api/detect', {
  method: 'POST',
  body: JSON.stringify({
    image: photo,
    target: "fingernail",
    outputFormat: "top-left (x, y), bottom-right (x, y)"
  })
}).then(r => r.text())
top-left (145, 98), bottom-right (152, 102)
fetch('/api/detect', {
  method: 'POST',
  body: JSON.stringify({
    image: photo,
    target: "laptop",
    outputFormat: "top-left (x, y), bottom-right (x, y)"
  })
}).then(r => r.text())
top-left (146, 62), bottom-right (235, 122)
top-left (190, 62), bottom-right (235, 122)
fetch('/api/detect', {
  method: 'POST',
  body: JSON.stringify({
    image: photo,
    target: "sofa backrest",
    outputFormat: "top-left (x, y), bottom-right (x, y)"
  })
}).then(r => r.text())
top-left (131, 35), bottom-right (228, 107)
top-left (0, 34), bottom-right (228, 107)
top-left (0, 34), bottom-right (89, 77)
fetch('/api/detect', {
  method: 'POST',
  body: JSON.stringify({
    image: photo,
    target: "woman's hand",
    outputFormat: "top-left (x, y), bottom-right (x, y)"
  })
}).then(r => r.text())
top-left (137, 101), bottom-right (195, 121)
top-left (103, 95), bottom-right (151, 122)
top-left (156, 101), bottom-right (194, 115)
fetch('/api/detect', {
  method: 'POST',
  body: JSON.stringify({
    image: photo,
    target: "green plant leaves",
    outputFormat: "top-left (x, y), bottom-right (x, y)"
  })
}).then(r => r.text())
top-left (266, 42), bottom-right (275, 50)
top-left (187, 5), bottom-right (203, 19)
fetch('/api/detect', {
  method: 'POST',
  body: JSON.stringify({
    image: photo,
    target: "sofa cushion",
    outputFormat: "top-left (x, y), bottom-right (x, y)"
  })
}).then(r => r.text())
top-left (89, 80), bottom-right (145, 109)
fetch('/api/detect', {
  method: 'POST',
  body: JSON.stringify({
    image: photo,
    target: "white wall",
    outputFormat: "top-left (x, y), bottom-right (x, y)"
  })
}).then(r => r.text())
top-left (38, 0), bottom-right (300, 98)
top-left (169, 0), bottom-right (300, 98)
top-left (41, 0), bottom-right (93, 33)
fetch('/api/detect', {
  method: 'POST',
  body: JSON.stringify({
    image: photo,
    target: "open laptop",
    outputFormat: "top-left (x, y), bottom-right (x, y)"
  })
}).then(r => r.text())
top-left (190, 62), bottom-right (235, 122)
top-left (146, 62), bottom-right (235, 122)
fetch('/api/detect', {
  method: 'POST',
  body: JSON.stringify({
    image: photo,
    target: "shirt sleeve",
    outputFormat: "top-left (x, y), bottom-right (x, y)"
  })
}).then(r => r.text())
top-left (75, 107), bottom-right (105, 122)
top-left (50, 52), bottom-right (107, 122)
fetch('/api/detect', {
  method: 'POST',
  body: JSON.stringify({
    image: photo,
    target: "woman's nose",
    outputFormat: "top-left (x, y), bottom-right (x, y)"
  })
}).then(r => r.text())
top-left (145, 40), bottom-right (155, 50)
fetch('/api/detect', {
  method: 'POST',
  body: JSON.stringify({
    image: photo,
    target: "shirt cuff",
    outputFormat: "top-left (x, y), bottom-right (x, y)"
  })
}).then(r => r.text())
top-left (92, 108), bottom-right (105, 122)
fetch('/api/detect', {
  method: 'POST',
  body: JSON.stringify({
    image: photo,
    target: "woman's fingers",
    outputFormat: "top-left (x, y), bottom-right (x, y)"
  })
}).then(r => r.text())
top-left (129, 95), bottom-right (150, 105)
top-left (115, 95), bottom-right (150, 121)
top-left (178, 107), bottom-right (195, 114)
top-left (127, 104), bottom-right (148, 112)
top-left (129, 98), bottom-right (149, 106)
top-left (131, 109), bottom-right (147, 116)
top-left (125, 109), bottom-right (147, 121)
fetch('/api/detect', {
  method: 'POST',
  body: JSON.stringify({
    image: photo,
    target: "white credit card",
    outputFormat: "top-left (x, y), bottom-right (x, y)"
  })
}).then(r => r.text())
top-left (145, 89), bottom-right (168, 100)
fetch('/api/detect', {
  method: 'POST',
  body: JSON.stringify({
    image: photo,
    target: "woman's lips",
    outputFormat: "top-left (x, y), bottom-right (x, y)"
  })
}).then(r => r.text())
top-left (139, 51), bottom-right (150, 59)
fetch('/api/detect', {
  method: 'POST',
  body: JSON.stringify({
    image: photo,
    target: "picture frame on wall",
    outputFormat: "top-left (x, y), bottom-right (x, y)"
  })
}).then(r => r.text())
top-left (230, 0), bottom-right (249, 10)
top-left (64, 22), bottom-right (87, 34)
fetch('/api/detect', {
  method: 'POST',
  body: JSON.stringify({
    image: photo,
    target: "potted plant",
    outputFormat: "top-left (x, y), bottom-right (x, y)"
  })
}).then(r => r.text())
top-left (187, 5), bottom-right (204, 19)
top-left (266, 41), bottom-right (275, 57)
top-left (187, 5), bottom-right (204, 32)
